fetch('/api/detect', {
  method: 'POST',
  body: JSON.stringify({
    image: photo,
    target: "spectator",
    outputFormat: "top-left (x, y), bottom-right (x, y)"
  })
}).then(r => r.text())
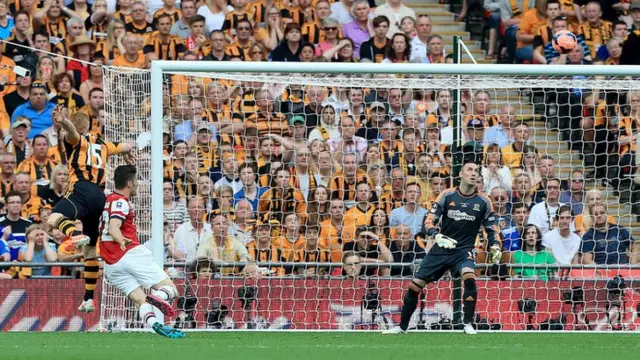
top-left (511, 224), bottom-right (555, 280)
top-left (511, 172), bottom-right (534, 210)
top-left (308, 104), bottom-right (340, 143)
top-left (342, 251), bottom-right (363, 278)
top-left (0, 0), bottom-right (14, 40)
top-left (389, 224), bottom-right (425, 277)
top-left (400, 16), bottom-right (415, 39)
top-left (516, 0), bottom-right (558, 63)
top-left (501, 0), bottom-right (532, 63)
top-left (234, 163), bottom-right (268, 212)
top-left (581, 203), bottom-right (637, 265)
top-left (307, 185), bottom-right (330, 224)
top-left (17, 134), bottom-right (57, 187)
top-left (162, 180), bottom-right (188, 231)
top-left (96, 19), bottom-right (126, 64)
top-left (12, 81), bottom-right (55, 139)
top-left (214, 152), bottom-right (242, 194)
top-left (0, 191), bottom-right (33, 262)
top-left (502, 122), bottom-right (530, 168)
top-left (112, 33), bottom-right (146, 68)
top-left (574, 189), bottom-right (615, 236)
top-left (489, 186), bottom-right (512, 228)
top-left (360, 15), bottom-right (390, 63)
top-left (343, 225), bottom-right (392, 276)
top-left (198, 210), bottom-right (250, 274)
top-left (327, 116), bottom-right (368, 164)
top-left (2, 71), bottom-right (32, 121)
top-left (342, 181), bottom-right (376, 242)
top-left (19, 224), bottom-right (57, 277)
top-left (379, 119), bottom-right (402, 168)
top-left (374, 0), bottom-right (416, 39)
top-left (271, 23), bottom-right (303, 61)
top-left (246, 219), bottom-right (283, 276)
top-left (2, 11), bottom-right (32, 64)
top-left (211, 181), bottom-right (233, 213)
top-left (221, 0), bottom-right (252, 37)
top-left (171, 0), bottom-right (202, 39)
top-left (315, 18), bottom-right (341, 57)
top-left (382, 33), bottom-right (411, 63)
top-left (399, 128), bottom-right (420, 176)
top-left (6, 118), bottom-right (31, 165)
top-left (484, 105), bottom-right (516, 149)
top-left (620, 2), bottom-right (640, 65)
top-left (603, 37), bottom-right (622, 65)
top-left (273, 212), bottom-right (306, 262)
top-left (173, 197), bottom-right (212, 262)
top-left (534, 155), bottom-right (566, 203)
top-left (390, 181), bottom-right (427, 236)
top-left (369, 208), bottom-right (390, 245)
top-left (559, 169), bottom-right (585, 215)
top-left (143, 13), bottom-right (186, 61)
top-left (482, 144), bottom-right (512, 193)
top-left (542, 204), bottom-right (580, 267)
top-left (125, 1), bottom-right (155, 37)
top-left (331, 0), bottom-right (356, 25)
top-left (13, 172), bottom-right (44, 221)
top-left (418, 34), bottom-right (445, 64)
top-left (483, 0), bottom-right (501, 59)
top-left (323, 37), bottom-right (357, 62)
top-left (37, 164), bottom-right (68, 207)
top-left (527, 177), bottom-right (569, 234)
top-left (229, 200), bottom-right (254, 246)
top-left (341, 0), bottom-right (373, 58)
top-left (576, 1), bottom-right (613, 59)
top-left (293, 225), bottom-right (331, 277)
top-left (50, 72), bottom-right (85, 115)
top-left (502, 201), bottom-right (530, 252)
top-left (320, 198), bottom-right (345, 262)
top-left (258, 166), bottom-right (307, 224)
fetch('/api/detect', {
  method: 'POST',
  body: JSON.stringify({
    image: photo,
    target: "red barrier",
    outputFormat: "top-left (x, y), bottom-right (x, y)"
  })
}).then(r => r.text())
top-left (2, 278), bottom-right (640, 331)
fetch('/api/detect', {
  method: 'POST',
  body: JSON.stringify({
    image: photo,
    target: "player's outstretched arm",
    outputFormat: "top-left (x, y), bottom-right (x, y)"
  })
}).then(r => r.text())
top-left (53, 105), bottom-right (81, 145)
top-left (483, 211), bottom-right (502, 264)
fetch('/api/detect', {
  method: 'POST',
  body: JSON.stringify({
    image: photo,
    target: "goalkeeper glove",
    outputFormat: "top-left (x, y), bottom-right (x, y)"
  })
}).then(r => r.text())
top-left (435, 234), bottom-right (457, 249)
top-left (490, 244), bottom-right (502, 264)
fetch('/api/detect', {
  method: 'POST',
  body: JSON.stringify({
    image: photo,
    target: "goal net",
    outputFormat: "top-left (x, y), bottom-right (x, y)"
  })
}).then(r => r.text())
top-left (100, 64), bottom-right (640, 332)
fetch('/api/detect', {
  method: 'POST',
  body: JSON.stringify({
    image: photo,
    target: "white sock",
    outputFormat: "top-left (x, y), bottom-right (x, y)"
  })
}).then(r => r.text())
top-left (153, 286), bottom-right (177, 301)
top-left (139, 303), bottom-right (157, 327)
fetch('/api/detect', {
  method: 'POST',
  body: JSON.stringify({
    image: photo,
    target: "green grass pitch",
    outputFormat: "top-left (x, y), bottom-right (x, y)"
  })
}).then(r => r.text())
top-left (1, 332), bottom-right (639, 360)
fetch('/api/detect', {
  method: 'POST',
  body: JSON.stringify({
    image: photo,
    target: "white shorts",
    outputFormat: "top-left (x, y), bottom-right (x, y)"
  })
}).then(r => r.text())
top-left (104, 245), bottom-right (168, 297)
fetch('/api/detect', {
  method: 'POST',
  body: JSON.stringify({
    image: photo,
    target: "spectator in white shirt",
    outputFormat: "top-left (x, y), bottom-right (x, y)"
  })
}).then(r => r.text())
top-left (542, 204), bottom-right (581, 268)
top-left (326, 114), bottom-right (368, 164)
top-left (228, 200), bottom-right (254, 245)
top-left (214, 152), bottom-right (243, 194)
top-left (527, 178), bottom-right (574, 234)
top-left (172, 197), bottom-right (212, 262)
top-left (482, 143), bottom-right (512, 193)
top-left (374, 0), bottom-right (416, 38)
top-left (409, 15), bottom-right (431, 61)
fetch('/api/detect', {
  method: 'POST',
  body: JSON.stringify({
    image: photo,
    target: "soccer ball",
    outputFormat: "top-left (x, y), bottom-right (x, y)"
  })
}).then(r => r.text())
top-left (552, 30), bottom-right (578, 54)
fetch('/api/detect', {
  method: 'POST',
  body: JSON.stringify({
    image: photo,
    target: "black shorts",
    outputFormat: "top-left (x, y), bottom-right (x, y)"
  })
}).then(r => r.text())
top-left (53, 181), bottom-right (106, 246)
top-left (414, 250), bottom-right (476, 283)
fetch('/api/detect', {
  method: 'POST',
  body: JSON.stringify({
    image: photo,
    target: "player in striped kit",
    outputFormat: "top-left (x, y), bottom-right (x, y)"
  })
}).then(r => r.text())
top-left (100, 165), bottom-right (184, 338)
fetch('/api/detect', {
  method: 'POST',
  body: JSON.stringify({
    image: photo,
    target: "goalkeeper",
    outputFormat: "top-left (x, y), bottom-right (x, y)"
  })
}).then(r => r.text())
top-left (383, 162), bottom-right (502, 335)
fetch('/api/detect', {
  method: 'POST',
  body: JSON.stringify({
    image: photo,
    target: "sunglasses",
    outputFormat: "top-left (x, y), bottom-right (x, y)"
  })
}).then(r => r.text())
top-left (325, 27), bottom-right (338, 31)
top-left (237, 27), bottom-right (251, 31)
top-left (572, 178), bottom-right (584, 182)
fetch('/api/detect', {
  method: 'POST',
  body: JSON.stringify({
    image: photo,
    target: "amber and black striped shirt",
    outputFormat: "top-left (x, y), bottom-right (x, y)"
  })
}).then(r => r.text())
top-left (143, 32), bottom-right (186, 60)
top-left (64, 134), bottom-right (123, 189)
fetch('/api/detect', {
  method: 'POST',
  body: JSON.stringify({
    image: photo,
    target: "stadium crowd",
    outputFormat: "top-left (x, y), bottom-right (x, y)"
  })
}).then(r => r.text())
top-left (0, 0), bottom-right (639, 281)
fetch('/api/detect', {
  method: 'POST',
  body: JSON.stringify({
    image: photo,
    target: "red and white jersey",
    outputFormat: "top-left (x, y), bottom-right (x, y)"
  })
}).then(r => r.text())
top-left (99, 193), bottom-right (140, 265)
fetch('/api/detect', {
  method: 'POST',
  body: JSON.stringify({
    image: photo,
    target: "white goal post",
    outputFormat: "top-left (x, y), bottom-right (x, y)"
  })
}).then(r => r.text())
top-left (97, 61), bottom-right (640, 332)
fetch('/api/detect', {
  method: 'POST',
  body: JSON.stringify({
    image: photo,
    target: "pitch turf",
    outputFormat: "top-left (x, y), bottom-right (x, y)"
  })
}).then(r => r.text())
top-left (1, 332), bottom-right (639, 360)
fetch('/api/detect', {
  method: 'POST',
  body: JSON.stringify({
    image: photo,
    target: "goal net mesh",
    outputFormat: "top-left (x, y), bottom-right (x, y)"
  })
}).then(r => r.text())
top-left (100, 66), bottom-right (640, 332)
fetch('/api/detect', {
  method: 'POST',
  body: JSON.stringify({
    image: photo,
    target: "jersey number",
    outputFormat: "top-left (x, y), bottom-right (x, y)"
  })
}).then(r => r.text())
top-left (87, 144), bottom-right (103, 169)
top-left (99, 210), bottom-right (111, 241)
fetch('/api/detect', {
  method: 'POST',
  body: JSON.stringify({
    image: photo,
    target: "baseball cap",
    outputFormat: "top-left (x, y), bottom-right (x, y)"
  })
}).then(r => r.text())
top-left (356, 225), bottom-right (374, 235)
top-left (196, 122), bottom-right (211, 132)
top-left (12, 119), bottom-right (31, 129)
top-left (369, 101), bottom-right (386, 111)
top-left (289, 115), bottom-right (305, 126)
top-left (467, 118), bottom-right (484, 129)
top-left (631, 1), bottom-right (640, 11)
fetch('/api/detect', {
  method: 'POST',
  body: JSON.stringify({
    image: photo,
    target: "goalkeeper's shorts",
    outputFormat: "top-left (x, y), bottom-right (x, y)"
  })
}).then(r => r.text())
top-left (414, 250), bottom-right (476, 282)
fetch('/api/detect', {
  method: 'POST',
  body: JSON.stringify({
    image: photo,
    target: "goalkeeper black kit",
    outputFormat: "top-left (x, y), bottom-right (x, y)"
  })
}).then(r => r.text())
top-left (425, 187), bottom-right (500, 253)
top-left (414, 187), bottom-right (501, 282)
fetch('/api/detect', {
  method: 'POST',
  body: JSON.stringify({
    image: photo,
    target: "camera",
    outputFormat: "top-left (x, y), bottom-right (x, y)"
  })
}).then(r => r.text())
top-left (174, 284), bottom-right (198, 329)
top-left (606, 276), bottom-right (626, 296)
top-left (563, 286), bottom-right (584, 305)
top-left (206, 300), bottom-right (229, 329)
top-left (238, 286), bottom-right (258, 310)
top-left (362, 280), bottom-right (380, 311)
top-left (518, 298), bottom-right (537, 314)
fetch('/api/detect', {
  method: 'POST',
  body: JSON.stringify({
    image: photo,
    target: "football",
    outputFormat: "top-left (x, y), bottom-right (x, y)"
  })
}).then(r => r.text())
top-left (552, 30), bottom-right (578, 54)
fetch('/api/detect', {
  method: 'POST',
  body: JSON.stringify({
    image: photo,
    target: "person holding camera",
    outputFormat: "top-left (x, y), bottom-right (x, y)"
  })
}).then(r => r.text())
top-left (343, 226), bottom-right (392, 276)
